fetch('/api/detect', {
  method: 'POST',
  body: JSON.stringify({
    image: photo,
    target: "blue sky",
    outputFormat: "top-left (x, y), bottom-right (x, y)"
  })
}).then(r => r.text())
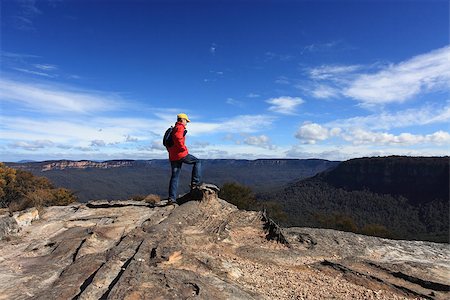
top-left (1, 0), bottom-right (449, 162)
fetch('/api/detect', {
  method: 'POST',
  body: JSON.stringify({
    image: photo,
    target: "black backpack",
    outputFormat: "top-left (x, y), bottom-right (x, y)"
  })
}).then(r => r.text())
top-left (163, 126), bottom-right (174, 148)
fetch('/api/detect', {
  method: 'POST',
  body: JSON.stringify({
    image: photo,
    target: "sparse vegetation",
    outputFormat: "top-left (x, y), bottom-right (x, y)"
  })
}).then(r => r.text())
top-left (131, 194), bottom-right (146, 201)
top-left (0, 163), bottom-right (77, 212)
top-left (361, 224), bottom-right (393, 238)
top-left (143, 194), bottom-right (161, 204)
top-left (219, 182), bottom-right (287, 224)
top-left (316, 213), bottom-right (359, 233)
top-left (258, 201), bottom-right (288, 223)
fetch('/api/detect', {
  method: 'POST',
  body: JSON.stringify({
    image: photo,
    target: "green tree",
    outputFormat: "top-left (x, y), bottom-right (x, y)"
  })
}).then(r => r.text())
top-left (219, 182), bottom-right (257, 210)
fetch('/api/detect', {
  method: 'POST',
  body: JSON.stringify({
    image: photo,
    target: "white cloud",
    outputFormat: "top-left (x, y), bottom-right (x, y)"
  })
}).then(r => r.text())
top-left (304, 46), bottom-right (450, 105)
top-left (189, 144), bottom-right (288, 159)
top-left (247, 93), bottom-right (260, 98)
top-left (222, 115), bottom-right (275, 133)
top-left (266, 96), bottom-right (304, 115)
top-left (226, 98), bottom-right (244, 107)
top-left (33, 64), bottom-right (57, 71)
top-left (1, 112), bottom-right (276, 157)
top-left (150, 140), bottom-right (166, 151)
top-left (189, 115), bottom-right (275, 136)
top-left (311, 84), bottom-right (340, 99)
top-left (295, 122), bottom-right (341, 144)
top-left (125, 135), bottom-right (139, 142)
top-left (343, 129), bottom-right (450, 146)
top-left (242, 135), bottom-right (275, 149)
top-left (327, 104), bottom-right (450, 130)
top-left (0, 78), bottom-right (122, 113)
top-left (190, 141), bottom-right (210, 149)
top-left (300, 41), bottom-right (341, 54)
top-left (295, 119), bottom-right (450, 147)
top-left (275, 76), bottom-right (290, 85)
top-left (90, 140), bottom-right (106, 147)
top-left (10, 140), bottom-right (54, 151)
top-left (1, 116), bottom-right (152, 146)
top-left (344, 46), bottom-right (450, 104)
top-left (12, 67), bottom-right (55, 77)
top-left (309, 64), bottom-right (361, 80)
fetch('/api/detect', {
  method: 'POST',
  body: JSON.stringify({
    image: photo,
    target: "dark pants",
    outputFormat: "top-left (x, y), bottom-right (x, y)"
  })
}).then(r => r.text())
top-left (169, 154), bottom-right (201, 201)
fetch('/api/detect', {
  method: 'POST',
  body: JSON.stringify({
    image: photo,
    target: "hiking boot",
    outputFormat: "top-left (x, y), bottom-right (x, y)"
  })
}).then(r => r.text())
top-left (167, 198), bottom-right (178, 205)
top-left (190, 182), bottom-right (203, 190)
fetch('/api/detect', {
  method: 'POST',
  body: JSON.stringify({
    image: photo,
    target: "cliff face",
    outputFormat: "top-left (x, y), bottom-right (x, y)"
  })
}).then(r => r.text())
top-left (0, 185), bottom-right (448, 300)
top-left (259, 156), bottom-right (449, 242)
top-left (318, 156), bottom-right (449, 205)
top-left (8, 159), bottom-right (137, 172)
top-left (41, 160), bottom-right (135, 171)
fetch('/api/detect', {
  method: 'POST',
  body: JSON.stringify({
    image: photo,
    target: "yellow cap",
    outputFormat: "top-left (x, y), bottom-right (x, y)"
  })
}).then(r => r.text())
top-left (177, 113), bottom-right (190, 122)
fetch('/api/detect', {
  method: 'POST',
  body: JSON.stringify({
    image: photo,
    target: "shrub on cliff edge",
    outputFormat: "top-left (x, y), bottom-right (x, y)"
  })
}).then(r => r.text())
top-left (0, 163), bottom-right (77, 212)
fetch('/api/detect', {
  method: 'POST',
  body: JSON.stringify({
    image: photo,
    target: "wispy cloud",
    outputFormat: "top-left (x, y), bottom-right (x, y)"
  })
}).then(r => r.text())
top-left (305, 46), bottom-right (450, 105)
top-left (2, 51), bottom-right (75, 80)
top-left (189, 115), bottom-right (276, 135)
top-left (247, 93), bottom-right (260, 98)
top-left (300, 40), bottom-right (344, 54)
top-left (10, 0), bottom-right (42, 31)
top-left (12, 67), bottom-right (55, 78)
top-left (1, 110), bottom-right (275, 156)
top-left (310, 84), bottom-right (340, 99)
top-left (210, 43), bottom-right (217, 54)
top-left (226, 98), bottom-right (244, 107)
top-left (308, 64), bottom-right (361, 80)
top-left (275, 76), bottom-right (291, 85)
top-left (327, 103), bottom-right (450, 130)
top-left (10, 140), bottom-right (54, 151)
top-left (345, 46), bottom-right (450, 105)
top-left (266, 96), bottom-right (304, 115)
top-left (1, 51), bottom-right (39, 59)
top-left (264, 52), bottom-right (294, 62)
top-left (0, 78), bottom-right (122, 113)
top-left (33, 64), bottom-right (58, 71)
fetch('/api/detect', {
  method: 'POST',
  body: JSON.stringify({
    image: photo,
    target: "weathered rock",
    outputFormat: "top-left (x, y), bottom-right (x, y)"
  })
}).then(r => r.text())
top-left (0, 214), bottom-right (18, 240)
top-left (0, 185), bottom-right (448, 300)
top-left (0, 207), bottom-right (39, 240)
top-left (13, 207), bottom-right (39, 227)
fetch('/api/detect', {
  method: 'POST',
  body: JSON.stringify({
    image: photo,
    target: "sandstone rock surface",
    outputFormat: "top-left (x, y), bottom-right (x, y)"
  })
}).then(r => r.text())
top-left (0, 185), bottom-right (448, 299)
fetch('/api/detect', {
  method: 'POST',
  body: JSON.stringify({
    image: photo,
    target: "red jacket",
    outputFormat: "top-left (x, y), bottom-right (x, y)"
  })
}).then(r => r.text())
top-left (168, 122), bottom-right (189, 161)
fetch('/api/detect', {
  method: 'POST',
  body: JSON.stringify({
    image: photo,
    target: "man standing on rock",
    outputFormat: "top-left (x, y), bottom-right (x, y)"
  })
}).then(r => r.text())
top-left (166, 113), bottom-right (202, 204)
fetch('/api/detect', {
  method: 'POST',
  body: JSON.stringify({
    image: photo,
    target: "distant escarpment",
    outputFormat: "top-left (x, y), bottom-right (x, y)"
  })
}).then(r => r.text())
top-left (6, 159), bottom-right (338, 202)
top-left (260, 156), bottom-right (449, 243)
top-left (0, 185), bottom-right (448, 299)
top-left (317, 156), bottom-right (449, 205)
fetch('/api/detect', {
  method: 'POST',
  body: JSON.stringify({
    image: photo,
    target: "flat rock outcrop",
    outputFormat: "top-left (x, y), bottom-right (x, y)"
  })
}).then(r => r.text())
top-left (0, 185), bottom-right (448, 299)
